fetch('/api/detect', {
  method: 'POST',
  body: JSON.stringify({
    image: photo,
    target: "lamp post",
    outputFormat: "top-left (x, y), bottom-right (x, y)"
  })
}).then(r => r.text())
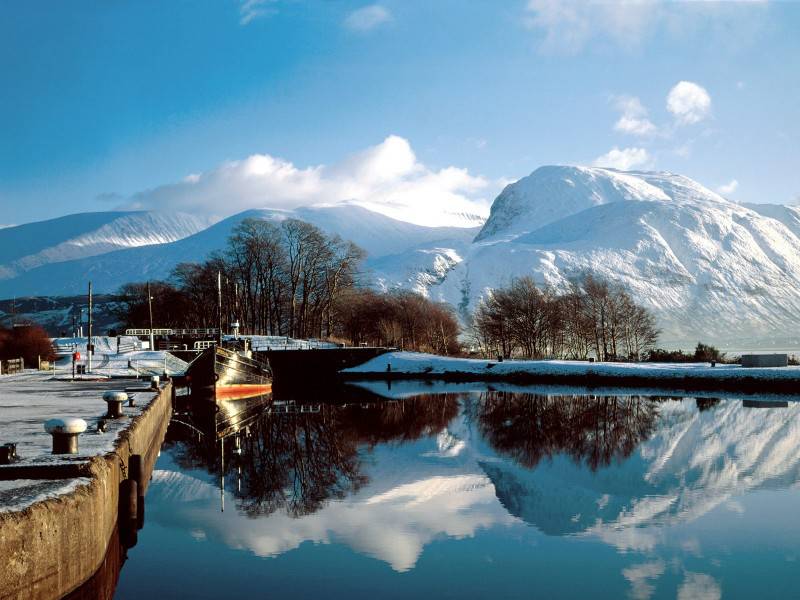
top-left (147, 281), bottom-right (155, 351)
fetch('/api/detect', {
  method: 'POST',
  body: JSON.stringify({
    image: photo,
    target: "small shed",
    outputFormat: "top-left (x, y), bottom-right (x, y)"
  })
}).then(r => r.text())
top-left (740, 353), bottom-right (788, 368)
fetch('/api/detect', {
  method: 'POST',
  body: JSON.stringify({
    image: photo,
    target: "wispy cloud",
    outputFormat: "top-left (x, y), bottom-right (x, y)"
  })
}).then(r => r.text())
top-left (523, 0), bottom-right (661, 54)
top-left (344, 4), bottom-right (392, 32)
top-left (677, 572), bottom-right (721, 600)
top-left (623, 561), bottom-right (665, 600)
top-left (593, 147), bottom-right (652, 171)
top-left (717, 179), bottom-right (738, 195)
top-left (522, 0), bottom-right (768, 54)
top-left (613, 96), bottom-right (657, 137)
top-left (239, 0), bottom-right (277, 25)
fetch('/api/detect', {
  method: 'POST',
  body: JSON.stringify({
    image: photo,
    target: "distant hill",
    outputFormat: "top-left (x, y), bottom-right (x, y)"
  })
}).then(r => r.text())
top-left (5, 167), bottom-right (800, 347)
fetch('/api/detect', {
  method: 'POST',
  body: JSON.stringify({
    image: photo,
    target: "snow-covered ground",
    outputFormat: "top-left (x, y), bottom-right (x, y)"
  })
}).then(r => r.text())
top-left (223, 334), bottom-right (339, 351)
top-left (0, 478), bottom-right (91, 514)
top-left (49, 336), bottom-right (188, 377)
top-left (0, 370), bottom-right (160, 463)
top-left (0, 369), bottom-right (165, 511)
top-left (343, 351), bottom-right (800, 383)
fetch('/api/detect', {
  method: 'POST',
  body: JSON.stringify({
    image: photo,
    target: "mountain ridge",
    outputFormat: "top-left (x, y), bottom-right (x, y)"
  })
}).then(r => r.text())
top-left (3, 167), bottom-right (800, 346)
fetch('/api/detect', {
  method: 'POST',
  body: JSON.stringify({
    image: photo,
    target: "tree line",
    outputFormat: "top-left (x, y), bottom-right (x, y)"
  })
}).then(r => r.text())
top-left (117, 217), bottom-right (460, 354)
top-left (117, 216), bottom-right (660, 359)
top-left (472, 274), bottom-right (659, 360)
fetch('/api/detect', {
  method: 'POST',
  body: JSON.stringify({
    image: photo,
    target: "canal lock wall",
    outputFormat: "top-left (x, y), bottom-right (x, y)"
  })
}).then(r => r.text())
top-left (0, 382), bottom-right (173, 600)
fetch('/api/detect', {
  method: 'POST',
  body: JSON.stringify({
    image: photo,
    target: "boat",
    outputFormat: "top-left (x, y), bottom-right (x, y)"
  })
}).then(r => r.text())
top-left (186, 345), bottom-right (272, 402)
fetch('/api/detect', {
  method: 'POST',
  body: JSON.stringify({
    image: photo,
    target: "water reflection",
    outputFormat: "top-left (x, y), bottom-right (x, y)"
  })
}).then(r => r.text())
top-left (475, 392), bottom-right (658, 471)
top-left (115, 387), bottom-right (800, 598)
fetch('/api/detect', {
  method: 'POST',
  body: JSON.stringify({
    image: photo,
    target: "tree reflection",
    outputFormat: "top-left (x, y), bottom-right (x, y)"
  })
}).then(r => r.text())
top-left (236, 407), bottom-right (366, 517)
top-left (167, 394), bottom-right (462, 518)
top-left (477, 392), bottom-right (659, 471)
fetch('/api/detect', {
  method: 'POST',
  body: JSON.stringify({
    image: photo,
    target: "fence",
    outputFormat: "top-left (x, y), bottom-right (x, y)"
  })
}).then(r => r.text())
top-left (117, 338), bottom-right (137, 354)
top-left (0, 358), bottom-right (23, 375)
top-left (124, 328), bottom-right (219, 336)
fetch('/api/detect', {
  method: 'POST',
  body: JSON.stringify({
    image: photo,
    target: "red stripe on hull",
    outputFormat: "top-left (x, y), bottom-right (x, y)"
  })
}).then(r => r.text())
top-left (216, 383), bottom-right (273, 401)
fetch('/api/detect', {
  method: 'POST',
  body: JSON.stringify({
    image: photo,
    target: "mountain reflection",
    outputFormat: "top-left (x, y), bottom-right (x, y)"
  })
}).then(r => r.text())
top-left (476, 392), bottom-right (658, 471)
top-left (149, 388), bottom-right (800, 578)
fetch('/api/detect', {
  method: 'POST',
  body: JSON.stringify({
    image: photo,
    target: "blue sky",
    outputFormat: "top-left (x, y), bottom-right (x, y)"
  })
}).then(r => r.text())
top-left (1, 1), bottom-right (798, 225)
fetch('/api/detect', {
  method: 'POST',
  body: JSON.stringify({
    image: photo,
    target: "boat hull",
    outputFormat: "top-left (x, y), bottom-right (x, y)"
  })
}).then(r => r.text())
top-left (187, 346), bottom-right (272, 402)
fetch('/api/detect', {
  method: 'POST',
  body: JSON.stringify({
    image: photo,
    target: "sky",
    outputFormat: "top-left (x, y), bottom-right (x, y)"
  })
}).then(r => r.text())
top-left (1, 0), bottom-right (799, 226)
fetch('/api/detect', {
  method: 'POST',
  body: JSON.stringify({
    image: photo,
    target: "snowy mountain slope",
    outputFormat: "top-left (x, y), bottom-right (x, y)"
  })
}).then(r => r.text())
top-left (0, 211), bottom-right (212, 280)
top-left (475, 166), bottom-right (726, 243)
top-left (424, 166), bottom-right (800, 344)
top-left (0, 205), bottom-right (478, 296)
top-left (482, 398), bottom-right (800, 548)
top-left (5, 166), bottom-right (800, 346)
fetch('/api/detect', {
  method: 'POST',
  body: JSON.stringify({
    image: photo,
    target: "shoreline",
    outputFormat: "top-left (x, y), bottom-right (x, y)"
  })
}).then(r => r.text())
top-left (340, 352), bottom-right (800, 394)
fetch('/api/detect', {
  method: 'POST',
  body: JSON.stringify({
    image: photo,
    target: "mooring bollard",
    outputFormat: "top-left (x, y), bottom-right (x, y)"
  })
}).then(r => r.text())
top-left (0, 442), bottom-right (18, 464)
top-left (127, 392), bottom-right (136, 407)
top-left (103, 390), bottom-right (128, 418)
top-left (150, 375), bottom-right (160, 390)
top-left (44, 418), bottom-right (88, 454)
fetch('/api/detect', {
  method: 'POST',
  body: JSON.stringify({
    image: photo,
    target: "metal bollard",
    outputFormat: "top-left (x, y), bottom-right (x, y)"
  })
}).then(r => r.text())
top-left (44, 418), bottom-right (88, 454)
top-left (0, 442), bottom-right (18, 464)
top-left (150, 375), bottom-right (160, 390)
top-left (103, 391), bottom-right (128, 418)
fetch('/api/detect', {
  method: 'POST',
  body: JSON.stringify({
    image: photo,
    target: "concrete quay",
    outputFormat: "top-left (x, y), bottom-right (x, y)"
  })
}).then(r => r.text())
top-left (0, 371), bottom-right (173, 600)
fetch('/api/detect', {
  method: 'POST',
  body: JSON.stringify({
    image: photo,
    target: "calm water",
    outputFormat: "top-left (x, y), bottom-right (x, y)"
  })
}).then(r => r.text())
top-left (111, 384), bottom-right (800, 599)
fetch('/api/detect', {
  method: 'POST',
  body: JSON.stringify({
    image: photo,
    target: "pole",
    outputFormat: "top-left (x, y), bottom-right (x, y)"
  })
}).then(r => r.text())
top-left (87, 281), bottom-right (93, 373)
top-left (147, 281), bottom-right (155, 351)
top-left (217, 270), bottom-right (223, 346)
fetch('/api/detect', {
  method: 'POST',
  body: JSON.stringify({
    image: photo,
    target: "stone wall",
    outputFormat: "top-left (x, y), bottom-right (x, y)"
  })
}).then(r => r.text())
top-left (741, 354), bottom-right (788, 368)
top-left (0, 382), bottom-right (173, 600)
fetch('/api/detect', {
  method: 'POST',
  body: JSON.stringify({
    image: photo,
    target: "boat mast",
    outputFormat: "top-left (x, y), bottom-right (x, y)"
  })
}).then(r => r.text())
top-left (217, 270), bottom-right (223, 346)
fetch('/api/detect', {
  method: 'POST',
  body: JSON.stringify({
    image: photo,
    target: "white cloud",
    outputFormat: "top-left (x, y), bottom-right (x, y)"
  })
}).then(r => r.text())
top-left (667, 81), bottom-right (712, 125)
top-left (623, 561), bottom-right (665, 600)
top-left (613, 96), bottom-right (657, 137)
top-left (677, 572), bottom-right (721, 600)
top-left (717, 179), bottom-right (738, 195)
top-left (239, 0), bottom-right (277, 25)
top-left (126, 136), bottom-right (496, 227)
top-left (344, 5), bottom-right (392, 32)
top-left (592, 147), bottom-right (651, 171)
top-left (523, 0), bottom-right (662, 53)
top-left (523, 0), bottom-right (768, 54)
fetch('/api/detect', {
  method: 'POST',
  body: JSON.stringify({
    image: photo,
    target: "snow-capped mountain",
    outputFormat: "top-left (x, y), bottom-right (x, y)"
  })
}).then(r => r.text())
top-left (4, 166), bottom-right (800, 346)
top-left (0, 211), bottom-right (213, 281)
top-left (0, 205), bottom-right (476, 298)
top-left (431, 166), bottom-right (800, 345)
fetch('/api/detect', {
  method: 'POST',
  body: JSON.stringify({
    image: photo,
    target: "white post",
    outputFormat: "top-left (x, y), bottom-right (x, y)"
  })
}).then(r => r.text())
top-left (87, 281), bottom-right (93, 373)
top-left (148, 281), bottom-right (155, 351)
